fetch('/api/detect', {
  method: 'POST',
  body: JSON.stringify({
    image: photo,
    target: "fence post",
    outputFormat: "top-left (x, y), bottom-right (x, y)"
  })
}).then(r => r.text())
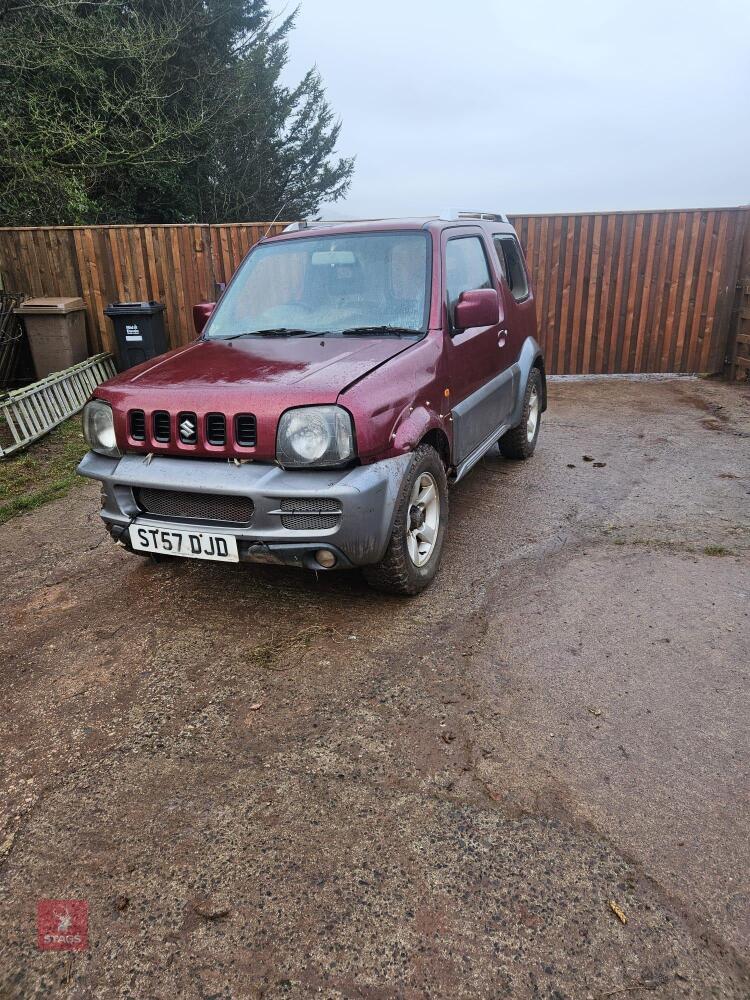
top-left (723, 208), bottom-right (750, 381)
top-left (202, 225), bottom-right (216, 302)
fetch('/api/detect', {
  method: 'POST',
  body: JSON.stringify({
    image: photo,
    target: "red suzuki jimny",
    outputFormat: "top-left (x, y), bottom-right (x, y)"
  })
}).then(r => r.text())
top-left (78, 213), bottom-right (546, 594)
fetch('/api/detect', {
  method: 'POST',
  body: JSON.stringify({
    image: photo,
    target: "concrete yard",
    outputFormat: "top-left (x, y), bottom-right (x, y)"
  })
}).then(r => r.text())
top-left (1, 377), bottom-right (749, 999)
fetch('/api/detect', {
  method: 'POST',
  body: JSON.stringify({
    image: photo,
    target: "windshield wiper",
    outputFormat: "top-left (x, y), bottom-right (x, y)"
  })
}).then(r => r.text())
top-left (337, 325), bottom-right (423, 337)
top-left (217, 328), bottom-right (317, 340)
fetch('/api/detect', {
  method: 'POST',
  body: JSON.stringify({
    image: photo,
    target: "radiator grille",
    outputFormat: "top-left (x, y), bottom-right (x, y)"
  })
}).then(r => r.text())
top-left (135, 487), bottom-right (254, 525)
top-left (133, 410), bottom-right (255, 449)
top-left (129, 410), bottom-right (145, 441)
top-left (279, 498), bottom-right (342, 531)
top-left (153, 411), bottom-right (171, 442)
top-left (206, 412), bottom-right (226, 445)
top-left (235, 413), bottom-right (257, 447)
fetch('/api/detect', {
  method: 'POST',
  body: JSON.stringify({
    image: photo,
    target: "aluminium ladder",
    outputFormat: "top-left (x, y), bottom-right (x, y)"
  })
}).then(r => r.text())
top-left (0, 353), bottom-right (117, 458)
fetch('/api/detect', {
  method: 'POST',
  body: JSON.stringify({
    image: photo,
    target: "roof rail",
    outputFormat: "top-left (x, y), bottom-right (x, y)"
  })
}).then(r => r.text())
top-left (282, 218), bottom-right (399, 233)
top-left (456, 211), bottom-right (509, 224)
top-left (281, 211), bottom-right (511, 234)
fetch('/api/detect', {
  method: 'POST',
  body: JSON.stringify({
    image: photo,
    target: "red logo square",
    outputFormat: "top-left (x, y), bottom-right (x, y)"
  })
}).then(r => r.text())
top-left (37, 900), bottom-right (88, 951)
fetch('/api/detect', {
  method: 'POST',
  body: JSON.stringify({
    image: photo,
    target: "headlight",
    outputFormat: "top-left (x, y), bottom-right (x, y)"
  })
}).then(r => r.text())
top-left (82, 399), bottom-right (121, 458)
top-left (277, 406), bottom-right (355, 468)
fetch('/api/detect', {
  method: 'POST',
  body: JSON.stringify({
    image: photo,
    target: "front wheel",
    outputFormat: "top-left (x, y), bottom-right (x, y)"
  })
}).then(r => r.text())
top-left (499, 368), bottom-right (542, 460)
top-left (363, 444), bottom-right (448, 596)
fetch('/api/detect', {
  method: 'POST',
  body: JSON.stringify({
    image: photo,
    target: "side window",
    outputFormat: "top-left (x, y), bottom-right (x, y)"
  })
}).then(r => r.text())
top-left (493, 243), bottom-right (506, 281)
top-left (445, 236), bottom-right (492, 324)
top-left (494, 236), bottom-right (529, 302)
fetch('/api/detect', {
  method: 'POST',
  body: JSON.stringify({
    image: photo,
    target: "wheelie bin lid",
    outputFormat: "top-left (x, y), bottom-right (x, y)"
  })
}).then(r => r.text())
top-left (16, 296), bottom-right (85, 314)
top-left (104, 301), bottom-right (165, 316)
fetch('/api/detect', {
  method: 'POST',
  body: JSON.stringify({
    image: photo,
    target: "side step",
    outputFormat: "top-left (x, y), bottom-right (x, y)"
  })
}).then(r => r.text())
top-left (0, 353), bottom-right (117, 458)
top-left (452, 421), bottom-right (509, 483)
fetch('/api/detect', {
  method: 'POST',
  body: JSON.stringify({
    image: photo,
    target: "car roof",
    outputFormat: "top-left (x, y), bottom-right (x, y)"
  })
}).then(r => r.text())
top-left (262, 216), bottom-right (517, 243)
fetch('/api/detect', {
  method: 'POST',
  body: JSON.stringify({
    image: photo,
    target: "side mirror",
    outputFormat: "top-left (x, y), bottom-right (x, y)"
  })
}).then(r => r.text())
top-left (454, 288), bottom-right (501, 330)
top-left (193, 302), bottom-right (215, 335)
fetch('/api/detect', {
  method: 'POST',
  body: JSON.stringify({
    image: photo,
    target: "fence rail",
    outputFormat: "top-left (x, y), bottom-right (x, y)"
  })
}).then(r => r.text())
top-left (0, 210), bottom-right (748, 375)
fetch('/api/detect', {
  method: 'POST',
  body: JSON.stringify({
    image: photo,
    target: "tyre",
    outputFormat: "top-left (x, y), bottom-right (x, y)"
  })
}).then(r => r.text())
top-left (363, 444), bottom-right (448, 596)
top-left (499, 368), bottom-right (542, 460)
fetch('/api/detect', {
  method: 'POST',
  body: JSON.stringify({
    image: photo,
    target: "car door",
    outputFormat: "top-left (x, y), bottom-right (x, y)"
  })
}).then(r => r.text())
top-left (442, 229), bottom-right (516, 463)
top-left (492, 233), bottom-right (536, 360)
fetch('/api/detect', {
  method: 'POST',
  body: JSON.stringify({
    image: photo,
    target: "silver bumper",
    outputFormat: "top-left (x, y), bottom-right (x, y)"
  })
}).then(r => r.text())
top-left (76, 451), bottom-right (412, 569)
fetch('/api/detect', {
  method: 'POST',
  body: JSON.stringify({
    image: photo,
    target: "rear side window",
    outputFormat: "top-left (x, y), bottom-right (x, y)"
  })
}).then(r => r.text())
top-left (445, 236), bottom-right (492, 323)
top-left (494, 236), bottom-right (529, 302)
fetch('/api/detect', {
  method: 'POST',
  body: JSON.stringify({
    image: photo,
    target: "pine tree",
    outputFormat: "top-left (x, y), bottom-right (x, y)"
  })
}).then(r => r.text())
top-left (0, 0), bottom-right (353, 224)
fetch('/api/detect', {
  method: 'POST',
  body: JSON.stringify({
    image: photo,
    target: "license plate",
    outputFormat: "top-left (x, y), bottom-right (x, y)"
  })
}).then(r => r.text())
top-left (129, 520), bottom-right (239, 562)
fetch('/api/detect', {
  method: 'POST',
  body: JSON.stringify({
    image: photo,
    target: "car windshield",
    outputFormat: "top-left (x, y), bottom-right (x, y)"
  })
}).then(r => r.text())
top-left (205, 231), bottom-right (430, 338)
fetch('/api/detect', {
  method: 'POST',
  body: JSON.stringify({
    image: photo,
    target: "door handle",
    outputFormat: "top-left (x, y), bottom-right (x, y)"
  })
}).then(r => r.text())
top-left (498, 329), bottom-right (507, 347)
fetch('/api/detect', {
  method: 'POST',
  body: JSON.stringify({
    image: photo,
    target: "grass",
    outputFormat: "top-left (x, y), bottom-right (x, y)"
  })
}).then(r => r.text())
top-left (0, 417), bottom-right (90, 525)
top-left (610, 536), bottom-right (696, 553)
top-left (608, 534), bottom-right (737, 558)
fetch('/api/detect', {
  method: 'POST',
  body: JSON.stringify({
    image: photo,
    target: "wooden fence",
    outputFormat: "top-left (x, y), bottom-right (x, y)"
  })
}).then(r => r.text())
top-left (0, 208), bottom-right (748, 375)
top-left (725, 211), bottom-right (750, 382)
top-left (512, 207), bottom-right (748, 375)
top-left (0, 223), bottom-right (287, 358)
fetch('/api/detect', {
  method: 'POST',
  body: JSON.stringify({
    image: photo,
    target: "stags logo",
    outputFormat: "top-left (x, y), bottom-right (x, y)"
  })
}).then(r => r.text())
top-left (37, 900), bottom-right (88, 951)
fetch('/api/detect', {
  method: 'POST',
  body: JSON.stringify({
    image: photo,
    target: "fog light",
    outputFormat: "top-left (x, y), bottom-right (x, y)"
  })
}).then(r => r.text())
top-left (315, 549), bottom-right (336, 569)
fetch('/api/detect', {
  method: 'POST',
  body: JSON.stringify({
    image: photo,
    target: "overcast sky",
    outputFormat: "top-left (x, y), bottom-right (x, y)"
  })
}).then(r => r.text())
top-left (279, 0), bottom-right (749, 218)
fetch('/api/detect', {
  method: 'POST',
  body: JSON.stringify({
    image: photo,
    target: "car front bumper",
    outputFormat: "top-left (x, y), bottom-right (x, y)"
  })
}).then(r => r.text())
top-left (76, 451), bottom-right (412, 570)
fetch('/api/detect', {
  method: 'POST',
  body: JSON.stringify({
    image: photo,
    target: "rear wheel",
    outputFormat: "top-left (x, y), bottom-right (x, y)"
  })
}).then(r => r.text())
top-left (363, 444), bottom-right (448, 596)
top-left (499, 368), bottom-right (542, 460)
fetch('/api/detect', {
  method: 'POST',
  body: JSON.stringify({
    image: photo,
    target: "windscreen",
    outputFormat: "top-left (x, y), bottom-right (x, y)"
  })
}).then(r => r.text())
top-left (206, 231), bottom-right (430, 337)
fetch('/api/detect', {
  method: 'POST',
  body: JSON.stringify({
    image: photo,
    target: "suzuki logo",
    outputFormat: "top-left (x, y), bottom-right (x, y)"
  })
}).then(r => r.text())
top-left (180, 417), bottom-right (196, 441)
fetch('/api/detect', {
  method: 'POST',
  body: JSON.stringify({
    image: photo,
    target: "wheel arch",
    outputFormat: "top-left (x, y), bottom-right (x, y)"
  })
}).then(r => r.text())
top-left (509, 337), bottom-right (546, 428)
top-left (390, 404), bottom-right (452, 467)
top-left (532, 354), bottom-right (548, 412)
top-left (418, 427), bottom-right (451, 469)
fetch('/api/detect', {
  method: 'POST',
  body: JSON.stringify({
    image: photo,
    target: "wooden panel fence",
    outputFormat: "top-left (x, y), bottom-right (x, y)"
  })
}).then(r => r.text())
top-left (512, 207), bottom-right (748, 375)
top-left (0, 209), bottom-right (747, 375)
top-left (0, 223), bottom-right (286, 359)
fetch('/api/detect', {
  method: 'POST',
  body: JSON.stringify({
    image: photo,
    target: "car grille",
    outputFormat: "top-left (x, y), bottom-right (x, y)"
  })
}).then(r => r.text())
top-left (129, 409), bottom-right (146, 441)
top-left (131, 411), bottom-right (255, 448)
top-left (235, 414), bottom-right (257, 447)
top-left (279, 498), bottom-right (342, 531)
top-left (153, 411), bottom-right (171, 442)
top-left (135, 487), bottom-right (254, 525)
top-left (206, 412), bottom-right (226, 445)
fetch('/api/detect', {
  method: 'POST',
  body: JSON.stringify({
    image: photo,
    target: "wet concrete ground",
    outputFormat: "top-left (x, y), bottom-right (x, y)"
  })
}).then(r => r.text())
top-left (1, 378), bottom-right (749, 999)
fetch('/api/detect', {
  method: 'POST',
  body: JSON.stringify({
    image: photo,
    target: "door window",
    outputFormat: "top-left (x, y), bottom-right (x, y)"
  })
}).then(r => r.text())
top-left (445, 236), bottom-right (492, 325)
top-left (494, 236), bottom-right (529, 302)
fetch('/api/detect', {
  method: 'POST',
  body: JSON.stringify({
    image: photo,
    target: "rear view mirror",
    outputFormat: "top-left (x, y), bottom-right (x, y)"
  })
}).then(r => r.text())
top-left (311, 250), bottom-right (356, 266)
top-left (454, 288), bottom-right (501, 330)
top-left (193, 302), bottom-right (215, 335)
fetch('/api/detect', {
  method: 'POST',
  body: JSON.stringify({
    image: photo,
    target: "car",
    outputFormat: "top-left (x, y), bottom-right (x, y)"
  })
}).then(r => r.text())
top-left (78, 213), bottom-right (546, 595)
